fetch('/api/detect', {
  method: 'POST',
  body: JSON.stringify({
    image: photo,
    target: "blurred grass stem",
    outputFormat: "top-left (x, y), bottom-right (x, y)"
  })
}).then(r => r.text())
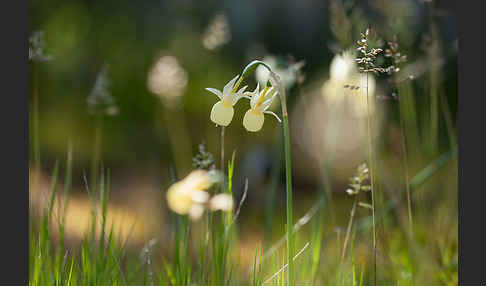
top-left (90, 114), bottom-right (103, 194)
top-left (31, 63), bottom-right (41, 211)
top-left (338, 194), bottom-right (359, 286)
top-left (398, 95), bottom-right (413, 236)
top-left (163, 106), bottom-right (193, 176)
top-left (365, 73), bottom-right (377, 285)
top-left (264, 129), bottom-right (282, 246)
top-left (32, 63), bottom-right (41, 170)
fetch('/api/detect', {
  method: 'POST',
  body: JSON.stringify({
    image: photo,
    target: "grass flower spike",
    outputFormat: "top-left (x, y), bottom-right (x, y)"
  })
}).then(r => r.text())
top-left (206, 75), bottom-right (249, 126)
top-left (243, 83), bottom-right (281, 132)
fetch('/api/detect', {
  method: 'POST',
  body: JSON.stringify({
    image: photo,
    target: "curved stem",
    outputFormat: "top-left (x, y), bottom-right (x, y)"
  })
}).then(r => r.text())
top-left (236, 62), bottom-right (295, 285)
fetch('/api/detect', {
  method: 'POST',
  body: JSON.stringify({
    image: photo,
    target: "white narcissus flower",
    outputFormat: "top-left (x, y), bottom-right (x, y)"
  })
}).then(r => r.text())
top-left (205, 75), bottom-right (249, 126)
top-left (208, 193), bottom-right (233, 212)
top-left (166, 170), bottom-right (212, 219)
top-left (255, 55), bottom-right (305, 90)
top-left (166, 169), bottom-right (235, 220)
top-left (242, 83), bottom-right (281, 132)
top-left (322, 50), bottom-right (376, 118)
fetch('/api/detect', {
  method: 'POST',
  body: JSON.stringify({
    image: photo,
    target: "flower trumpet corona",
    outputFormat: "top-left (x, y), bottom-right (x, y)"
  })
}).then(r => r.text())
top-left (242, 83), bottom-right (281, 132)
top-left (206, 75), bottom-right (249, 126)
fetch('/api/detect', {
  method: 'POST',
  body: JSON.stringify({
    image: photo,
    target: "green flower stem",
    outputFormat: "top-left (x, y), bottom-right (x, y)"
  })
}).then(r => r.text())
top-left (221, 126), bottom-right (225, 179)
top-left (271, 72), bottom-right (294, 286)
top-left (283, 114), bottom-right (294, 286)
top-left (237, 60), bottom-right (295, 285)
top-left (233, 60), bottom-right (273, 93)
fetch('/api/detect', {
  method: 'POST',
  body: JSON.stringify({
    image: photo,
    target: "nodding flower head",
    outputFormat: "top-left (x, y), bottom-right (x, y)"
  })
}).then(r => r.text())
top-left (242, 83), bottom-right (281, 132)
top-left (205, 75), bottom-right (248, 126)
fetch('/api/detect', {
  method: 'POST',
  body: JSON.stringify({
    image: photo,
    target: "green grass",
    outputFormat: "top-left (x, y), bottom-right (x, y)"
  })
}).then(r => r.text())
top-left (29, 143), bottom-right (457, 285)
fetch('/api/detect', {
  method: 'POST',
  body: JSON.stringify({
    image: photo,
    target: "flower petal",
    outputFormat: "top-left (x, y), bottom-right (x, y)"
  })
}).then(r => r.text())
top-left (188, 204), bottom-right (205, 220)
top-left (252, 85), bottom-right (269, 109)
top-left (205, 88), bottom-right (223, 100)
top-left (232, 85), bottom-right (248, 105)
top-left (166, 182), bottom-right (192, 215)
top-left (264, 111), bottom-right (282, 123)
top-left (223, 75), bottom-right (239, 97)
top-left (261, 92), bottom-right (278, 111)
top-left (209, 193), bottom-right (233, 211)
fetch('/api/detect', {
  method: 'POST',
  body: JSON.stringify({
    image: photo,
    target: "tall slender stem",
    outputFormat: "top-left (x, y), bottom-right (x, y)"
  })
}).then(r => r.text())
top-left (398, 86), bottom-right (416, 286)
top-left (272, 72), bottom-right (294, 286)
top-left (90, 114), bottom-right (103, 195)
top-left (31, 62), bottom-right (41, 214)
top-left (264, 129), bottom-right (283, 247)
top-left (32, 63), bottom-right (40, 170)
top-left (399, 106), bottom-right (413, 236)
top-left (365, 73), bottom-right (377, 285)
top-left (283, 115), bottom-right (294, 286)
top-left (221, 126), bottom-right (225, 175)
top-left (339, 194), bottom-right (359, 286)
top-left (163, 107), bottom-right (193, 176)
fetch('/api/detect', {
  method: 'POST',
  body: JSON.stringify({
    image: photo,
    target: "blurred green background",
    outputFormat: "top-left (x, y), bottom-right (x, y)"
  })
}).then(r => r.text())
top-left (29, 0), bottom-right (456, 173)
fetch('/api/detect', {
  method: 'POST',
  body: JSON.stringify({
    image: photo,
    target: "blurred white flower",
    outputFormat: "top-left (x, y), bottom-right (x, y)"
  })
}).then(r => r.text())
top-left (166, 170), bottom-right (212, 219)
top-left (255, 55), bottom-right (305, 90)
top-left (290, 51), bottom-right (384, 181)
top-left (291, 87), bottom-right (372, 182)
top-left (202, 13), bottom-right (231, 50)
top-left (205, 75), bottom-right (248, 126)
top-left (147, 55), bottom-right (188, 107)
top-left (322, 51), bottom-right (376, 118)
top-left (242, 83), bottom-right (281, 132)
top-left (329, 50), bottom-right (357, 81)
top-left (188, 204), bottom-right (205, 220)
top-left (208, 193), bottom-right (233, 212)
top-left (166, 169), bottom-right (232, 220)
